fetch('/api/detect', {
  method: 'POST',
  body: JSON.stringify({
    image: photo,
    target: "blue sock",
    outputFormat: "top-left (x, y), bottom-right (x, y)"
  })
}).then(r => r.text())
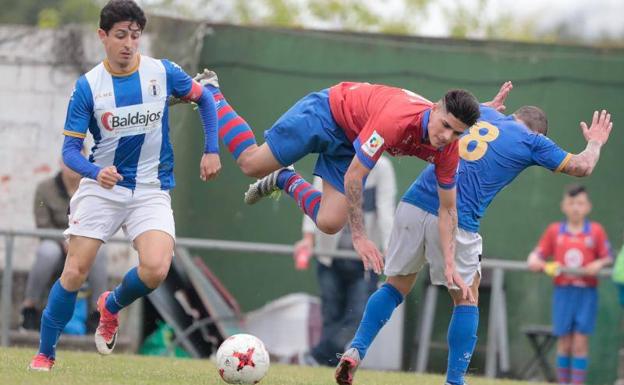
top-left (571, 356), bottom-right (587, 385)
top-left (557, 354), bottom-right (571, 384)
top-left (276, 168), bottom-right (296, 189)
top-left (446, 305), bottom-right (479, 385)
top-left (105, 267), bottom-right (154, 314)
top-left (350, 283), bottom-right (403, 359)
top-left (39, 280), bottom-right (78, 358)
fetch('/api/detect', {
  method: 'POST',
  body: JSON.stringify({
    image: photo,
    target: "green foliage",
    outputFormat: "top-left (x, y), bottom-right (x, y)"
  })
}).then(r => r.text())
top-left (38, 8), bottom-right (61, 29)
top-left (0, 0), bottom-right (100, 27)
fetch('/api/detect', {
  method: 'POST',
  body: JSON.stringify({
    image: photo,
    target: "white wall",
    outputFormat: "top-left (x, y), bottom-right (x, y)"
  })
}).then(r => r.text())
top-left (0, 25), bottom-right (152, 273)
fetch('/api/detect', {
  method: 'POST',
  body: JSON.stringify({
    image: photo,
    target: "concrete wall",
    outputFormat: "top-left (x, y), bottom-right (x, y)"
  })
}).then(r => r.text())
top-left (0, 25), bottom-right (153, 274)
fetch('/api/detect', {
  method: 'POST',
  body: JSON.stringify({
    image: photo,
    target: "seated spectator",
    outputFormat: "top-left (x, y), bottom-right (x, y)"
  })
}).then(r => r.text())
top-left (21, 161), bottom-right (108, 333)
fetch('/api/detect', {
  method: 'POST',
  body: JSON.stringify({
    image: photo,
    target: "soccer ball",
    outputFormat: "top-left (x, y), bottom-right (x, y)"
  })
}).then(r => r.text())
top-left (216, 334), bottom-right (270, 384)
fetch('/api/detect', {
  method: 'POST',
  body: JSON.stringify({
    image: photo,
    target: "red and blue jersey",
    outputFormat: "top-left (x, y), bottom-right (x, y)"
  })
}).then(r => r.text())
top-left (328, 82), bottom-right (459, 189)
top-left (534, 221), bottom-right (612, 287)
top-left (403, 106), bottom-right (571, 232)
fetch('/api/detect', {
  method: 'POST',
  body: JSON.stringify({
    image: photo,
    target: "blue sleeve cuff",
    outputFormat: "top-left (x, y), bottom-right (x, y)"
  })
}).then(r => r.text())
top-left (62, 136), bottom-right (100, 180)
top-left (353, 138), bottom-right (376, 169)
top-left (437, 181), bottom-right (456, 190)
top-left (196, 87), bottom-right (219, 154)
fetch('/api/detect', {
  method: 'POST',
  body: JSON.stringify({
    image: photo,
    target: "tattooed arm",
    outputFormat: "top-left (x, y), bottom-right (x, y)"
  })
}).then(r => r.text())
top-left (438, 187), bottom-right (474, 302)
top-left (561, 110), bottom-right (612, 177)
top-left (345, 157), bottom-right (382, 274)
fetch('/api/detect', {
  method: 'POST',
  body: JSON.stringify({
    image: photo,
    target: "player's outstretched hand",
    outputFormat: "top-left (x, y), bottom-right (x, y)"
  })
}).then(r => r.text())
top-left (200, 153), bottom-right (221, 181)
top-left (483, 81), bottom-right (513, 113)
top-left (445, 259), bottom-right (475, 303)
top-left (581, 109), bottom-right (612, 146)
top-left (96, 166), bottom-right (123, 189)
top-left (353, 236), bottom-right (384, 275)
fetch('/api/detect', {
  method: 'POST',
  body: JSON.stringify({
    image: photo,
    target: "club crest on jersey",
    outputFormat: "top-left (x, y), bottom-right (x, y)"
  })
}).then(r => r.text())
top-left (362, 131), bottom-right (384, 157)
top-left (148, 80), bottom-right (161, 97)
top-left (563, 248), bottom-right (583, 268)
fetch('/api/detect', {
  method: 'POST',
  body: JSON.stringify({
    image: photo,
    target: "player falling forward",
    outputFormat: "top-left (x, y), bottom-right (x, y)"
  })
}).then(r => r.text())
top-left (194, 71), bottom-right (481, 295)
top-left (29, 0), bottom-right (220, 371)
top-left (335, 82), bottom-right (613, 385)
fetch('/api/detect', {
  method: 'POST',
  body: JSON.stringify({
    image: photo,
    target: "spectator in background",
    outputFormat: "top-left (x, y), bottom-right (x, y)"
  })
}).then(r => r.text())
top-left (527, 184), bottom-right (612, 385)
top-left (21, 161), bottom-right (108, 333)
top-left (292, 155), bottom-right (396, 366)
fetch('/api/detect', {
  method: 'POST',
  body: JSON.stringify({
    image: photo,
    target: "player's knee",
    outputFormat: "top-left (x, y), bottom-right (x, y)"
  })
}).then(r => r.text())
top-left (140, 264), bottom-right (169, 288)
top-left (60, 264), bottom-right (89, 290)
top-left (316, 220), bottom-right (342, 235)
top-left (385, 277), bottom-right (412, 297)
top-left (237, 158), bottom-right (263, 178)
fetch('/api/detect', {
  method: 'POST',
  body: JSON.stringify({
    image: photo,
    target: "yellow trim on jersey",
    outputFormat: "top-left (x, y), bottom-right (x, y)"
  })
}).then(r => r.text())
top-left (555, 153), bottom-right (572, 173)
top-left (63, 130), bottom-right (86, 139)
top-left (103, 55), bottom-right (141, 76)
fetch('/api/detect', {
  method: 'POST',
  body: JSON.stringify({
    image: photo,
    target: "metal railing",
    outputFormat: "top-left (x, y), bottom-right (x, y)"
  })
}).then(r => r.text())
top-left (0, 228), bottom-right (614, 378)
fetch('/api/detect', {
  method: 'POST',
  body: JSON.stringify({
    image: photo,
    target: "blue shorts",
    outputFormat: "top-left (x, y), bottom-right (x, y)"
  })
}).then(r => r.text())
top-left (552, 285), bottom-right (598, 336)
top-left (264, 89), bottom-right (354, 194)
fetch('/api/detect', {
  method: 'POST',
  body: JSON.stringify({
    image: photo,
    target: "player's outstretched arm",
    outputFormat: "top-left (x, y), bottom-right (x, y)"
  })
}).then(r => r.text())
top-left (345, 157), bottom-right (382, 274)
top-left (437, 187), bottom-right (475, 303)
top-left (482, 81), bottom-right (513, 113)
top-left (561, 110), bottom-right (612, 177)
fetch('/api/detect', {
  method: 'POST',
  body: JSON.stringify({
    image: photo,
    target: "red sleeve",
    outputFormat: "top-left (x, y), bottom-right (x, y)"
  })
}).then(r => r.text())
top-left (182, 80), bottom-right (204, 102)
top-left (434, 141), bottom-right (459, 189)
top-left (593, 223), bottom-right (613, 260)
top-left (353, 112), bottom-right (402, 170)
top-left (534, 224), bottom-right (557, 259)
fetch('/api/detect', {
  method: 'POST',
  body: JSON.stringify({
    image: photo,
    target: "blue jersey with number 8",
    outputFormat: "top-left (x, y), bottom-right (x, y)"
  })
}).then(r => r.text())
top-left (402, 106), bottom-right (571, 232)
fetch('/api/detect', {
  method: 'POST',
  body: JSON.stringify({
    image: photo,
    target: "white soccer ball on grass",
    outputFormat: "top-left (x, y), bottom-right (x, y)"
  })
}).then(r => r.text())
top-left (216, 333), bottom-right (270, 384)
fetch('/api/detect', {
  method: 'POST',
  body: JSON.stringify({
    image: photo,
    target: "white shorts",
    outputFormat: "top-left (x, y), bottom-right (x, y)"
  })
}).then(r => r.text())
top-left (384, 202), bottom-right (482, 287)
top-left (64, 179), bottom-right (176, 243)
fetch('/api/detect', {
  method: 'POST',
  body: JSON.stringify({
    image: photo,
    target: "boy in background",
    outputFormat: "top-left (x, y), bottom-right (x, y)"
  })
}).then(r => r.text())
top-left (528, 184), bottom-right (612, 385)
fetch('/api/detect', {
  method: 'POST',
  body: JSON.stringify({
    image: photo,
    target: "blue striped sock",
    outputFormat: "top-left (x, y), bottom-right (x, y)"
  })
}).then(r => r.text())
top-left (39, 280), bottom-right (78, 358)
top-left (446, 305), bottom-right (479, 385)
top-left (557, 354), bottom-right (571, 384)
top-left (350, 283), bottom-right (403, 359)
top-left (571, 356), bottom-right (587, 385)
top-left (207, 85), bottom-right (257, 160)
top-left (105, 267), bottom-right (153, 314)
top-left (281, 172), bottom-right (322, 223)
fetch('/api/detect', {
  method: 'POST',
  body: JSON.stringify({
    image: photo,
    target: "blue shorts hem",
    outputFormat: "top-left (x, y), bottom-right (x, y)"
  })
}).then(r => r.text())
top-left (264, 133), bottom-right (289, 167)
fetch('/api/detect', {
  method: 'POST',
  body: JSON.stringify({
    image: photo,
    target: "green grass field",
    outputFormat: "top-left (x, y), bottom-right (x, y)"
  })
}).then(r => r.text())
top-left (1, 347), bottom-right (546, 385)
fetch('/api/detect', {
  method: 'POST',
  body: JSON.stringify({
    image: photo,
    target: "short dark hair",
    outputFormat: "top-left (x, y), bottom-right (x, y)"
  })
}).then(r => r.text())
top-left (514, 106), bottom-right (548, 135)
top-left (442, 89), bottom-right (480, 127)
top-left (564, 184), bottom-right (587, 198)
top-left (100, 0), bottom-right (147, 33)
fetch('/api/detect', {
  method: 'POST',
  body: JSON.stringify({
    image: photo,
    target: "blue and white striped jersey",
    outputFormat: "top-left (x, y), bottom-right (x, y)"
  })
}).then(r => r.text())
top-left (63, 55), bottom-right (195, 190)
